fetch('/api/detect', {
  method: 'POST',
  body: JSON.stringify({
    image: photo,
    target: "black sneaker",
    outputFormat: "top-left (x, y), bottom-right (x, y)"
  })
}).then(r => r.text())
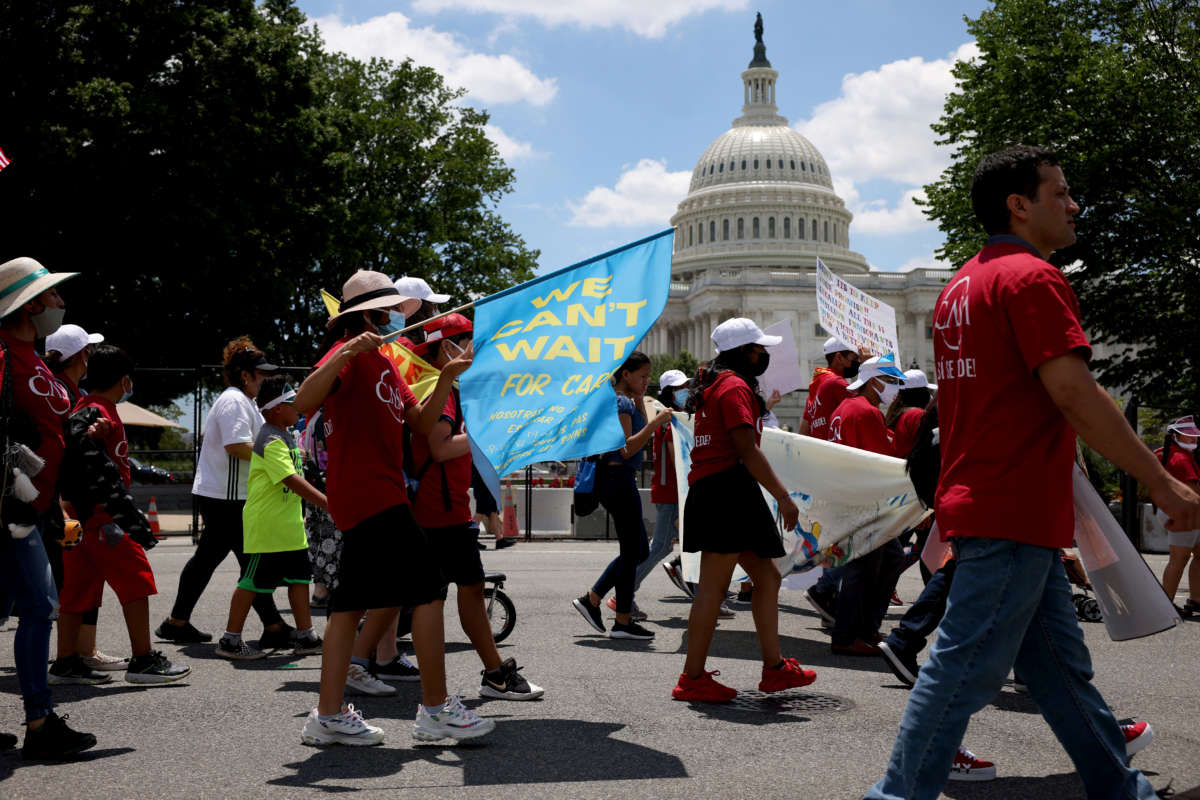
top-left (259, 622), bottom-right (296, 650)
top-left (215, 637), bottom-right (265, 660)
top-left (292, 632), bottom-right (323, 656)
top-left (480, 657), bottom-right (545, 700)
top-left (878, 641), bottom-right (919, 687)
top-left (48, 655), bottom-right (113, 686)
top-left (21, 712), bottom-right (96, 760)
top-left (804, 589), bottom-right (837, 625)
top-left (495, 537), bottom-right (516, 549)
top-left (0, 731), bottom-right (17, 751)
top-left (126, 650), bottom-right (191, 684)
top-left (572, 595), bottom-right (605, 633)
top-left (610, 621), bottom-right (655, 640)
top-left (373, 654), bottom-right (420, 682)
top-left (155, 618), bottom-right (213, 644)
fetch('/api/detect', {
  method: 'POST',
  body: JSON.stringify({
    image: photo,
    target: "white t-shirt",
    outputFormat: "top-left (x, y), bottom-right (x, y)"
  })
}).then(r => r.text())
top-left (192, 387), bottom-right (263, 501)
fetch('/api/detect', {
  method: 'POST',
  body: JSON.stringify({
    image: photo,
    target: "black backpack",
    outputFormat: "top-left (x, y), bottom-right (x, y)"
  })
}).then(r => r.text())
top-left (905, 401), bottom-right (940, 510)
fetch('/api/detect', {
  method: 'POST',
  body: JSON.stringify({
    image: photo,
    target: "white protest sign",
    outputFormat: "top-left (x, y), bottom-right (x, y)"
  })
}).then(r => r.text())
top-left (758, 319), bottom-right (806, 399)
top-left (815, 258), bottom-right (901, 360)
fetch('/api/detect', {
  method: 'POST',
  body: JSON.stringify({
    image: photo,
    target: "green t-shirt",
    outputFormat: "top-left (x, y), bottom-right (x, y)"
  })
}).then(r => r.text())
top-left (242, 424), bottom-right (307, 553)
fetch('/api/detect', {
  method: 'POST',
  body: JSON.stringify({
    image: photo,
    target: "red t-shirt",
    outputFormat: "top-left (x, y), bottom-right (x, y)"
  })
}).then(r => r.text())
top-left (1, 332), bottom-right (71, 512)
top-left (689, 371), bottom-right (762, 484)
top-left (650, 424), bottom-right (678, 504)
top-left (409, 388), bottom-right (473, 528)
top-left (315, 340), bottom-right (419, 532)
top-left (933, 242), bottom-right (1091, 548)
top-left (829, 395), bottom-right (895, 456)
top-left (891, 407), bottom-right (925, 459)
top-left (809, 373), bottom-right (849, 441)
top-left (803, 368), bottom-right (836, 426)
top-left (1160, 448), bottom-right (1200, 485)
top-left (75, 394), bottom-right (131, 527)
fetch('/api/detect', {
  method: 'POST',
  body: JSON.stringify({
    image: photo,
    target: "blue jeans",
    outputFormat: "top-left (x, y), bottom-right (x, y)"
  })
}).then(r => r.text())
top-left (0, 527), bottom-right (59, 722)
top-left (814, 564), bottom-right (844, 596)
top-left (884, 559), bottom-right (956, 657)
top-left (633, 503), bottom-right (677, 592)
top-left (865, 537), bottom-right (1154, 800)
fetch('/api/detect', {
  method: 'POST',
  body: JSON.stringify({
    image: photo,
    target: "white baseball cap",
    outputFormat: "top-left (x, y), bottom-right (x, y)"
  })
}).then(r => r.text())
top-left (903, 368), bottom-right (937, 392)
top-left (823, 335), bottom-right (853, 355)
top-left (394, 275), bottom-right (451, 305)
top-left (658, 369), bottom-right (688, 389)
top-left (44, 323), bottom-right (104, 359)
top-left (847, 352), bottom-right (907, 392)
top-left (711, 317), bottom-right (782, 354)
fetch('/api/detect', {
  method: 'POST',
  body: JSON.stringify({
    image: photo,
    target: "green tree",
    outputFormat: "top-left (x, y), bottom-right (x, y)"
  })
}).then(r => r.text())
top-left (650, 350), bottom-right (701, 388)
top-left (921, 0), bottom-right (1200, 407)
top-left (0, 0), bottom-right (537, 403)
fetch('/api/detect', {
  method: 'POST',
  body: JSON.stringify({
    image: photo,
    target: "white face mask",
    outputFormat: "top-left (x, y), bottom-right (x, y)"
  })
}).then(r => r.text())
top-left (1175, 436), bottom-right (1198, 452)
top-left (442, 339), bottom-right (465, 359)
top-left (32, 306), bottom-right (66, 338)
top-left (877, 380), bottom-right (900, 408)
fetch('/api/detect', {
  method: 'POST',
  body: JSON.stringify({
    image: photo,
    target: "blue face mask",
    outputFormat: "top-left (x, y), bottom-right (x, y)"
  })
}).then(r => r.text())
top-left (375, 310), bottom-right (406, 336)
top-left (120, 377), bottom-right (133, 403)
top-left (673, 388), bottom-right (689, 409)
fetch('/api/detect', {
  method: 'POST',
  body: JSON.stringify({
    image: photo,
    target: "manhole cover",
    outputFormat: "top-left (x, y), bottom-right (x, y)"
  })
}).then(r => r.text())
top-left (725, 689), bottom-right (854, 714)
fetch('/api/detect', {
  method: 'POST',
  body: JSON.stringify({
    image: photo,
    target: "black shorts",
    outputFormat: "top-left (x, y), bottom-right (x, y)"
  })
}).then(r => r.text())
top-left (471, 466), bottom-right (498, 516)
top-left (683, 463), bottom-right (785, 558)
top-left (424, 523), bottom-right (486, 586)
top-left (237, 549), bottom-right (312, 593)
top-left (329, 505), bottom-right (448, 612)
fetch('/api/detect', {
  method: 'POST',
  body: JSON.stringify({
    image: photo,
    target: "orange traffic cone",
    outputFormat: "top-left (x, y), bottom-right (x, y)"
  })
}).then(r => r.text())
top-left (499, 481), bottom-right (520, 546)
top-left (147, 496), bottom-right (162, 538)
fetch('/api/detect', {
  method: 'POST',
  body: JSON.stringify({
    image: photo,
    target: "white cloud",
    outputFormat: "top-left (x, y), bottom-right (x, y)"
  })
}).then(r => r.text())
top-left (484, 124), bottom-right (538, 161)
top-left (567, 158), bottom-right (690, 228)
top-left (311, 12), bottom-right (557, 107)
top-left (896, 255), bottom-right (951, 273)
top-left (795, 42), bottom-right (979, 236)
top-left (412, 0), bottom-right (748, 38)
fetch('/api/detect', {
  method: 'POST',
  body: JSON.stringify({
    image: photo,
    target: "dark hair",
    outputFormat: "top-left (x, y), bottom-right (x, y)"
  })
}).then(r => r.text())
top-left (690, 345), bottom-right (767, 417)
top-left (256, 374), bottom-right (292, 411)
top-left (970, 145), bottom-right (1061, 235)
top-left (657, 382), bottom-right (687, 411)
top-left (44, 348), bottom-right (82, 375)
top-left (319, 309), bottom-right (382, 352)
top-left (905, 398), bottom-right (940, 509)
top-left (612, 351), bottom-right (651, 388)
top-left (83, 344), bottom-right (134, 392)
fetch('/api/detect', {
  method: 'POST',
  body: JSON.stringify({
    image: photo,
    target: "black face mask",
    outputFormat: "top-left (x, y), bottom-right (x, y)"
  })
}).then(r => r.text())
top-left (725, 348), bottom-right (769, 377)
top-left (747, 351), bottom-right (769, 377)
top-left (843, 359), bottom-right (861, 380)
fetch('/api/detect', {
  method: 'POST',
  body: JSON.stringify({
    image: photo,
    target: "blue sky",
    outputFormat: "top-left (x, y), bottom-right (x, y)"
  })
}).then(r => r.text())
top-left (295, 0), bottom-right (992, 275)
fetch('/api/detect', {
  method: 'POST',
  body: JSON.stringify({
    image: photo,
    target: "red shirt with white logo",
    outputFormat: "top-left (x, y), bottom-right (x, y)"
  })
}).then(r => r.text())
top-left (650, 424), bottom-right (678, 504)
top-left (74, 394), bottom-right (131, 527)
top-left (803, 368), bottom-right (836, 427)
top-left (1159, 448), bottom-right (1200, 485)
top-left (933, 241), bottom-right (1091, 548)
top-left (689, 371), bottom-right (762, 484)
top-left (829, 395), bottom-right (895, 457)
top-left (891, 407), bottom-right (925, 459)
top-left (315, 340), bottom-right (419, 532)
top-left (809, 373), bottom-right (849, 441)
top-left (410, 387), bottom-right (473, 529)
top-left (1, 332), bottom-right (71, 512)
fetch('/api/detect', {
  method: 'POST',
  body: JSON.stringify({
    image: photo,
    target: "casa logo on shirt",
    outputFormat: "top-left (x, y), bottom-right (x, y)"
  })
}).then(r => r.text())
top-left (114, 438), bottom-right (129, 465)
top-left (933, 276), bottom-right (977, 382)
top-left (29, 365), bottom-right (72, 415)
top-left (374, 369), bottom-right (407, 423)
top-left (829, 414), bottom-right (844, 443)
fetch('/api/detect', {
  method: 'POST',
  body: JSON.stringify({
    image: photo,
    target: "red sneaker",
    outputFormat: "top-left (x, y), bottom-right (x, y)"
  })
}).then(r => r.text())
top-left (605, 596), bottom-right (617, 612)
top-left (948, 745), bottom-right (996, 781)
top-left (890, 591), bottom-right (903, 606)
top-left (758, 657), bottom-right (817, 692)
top-left (1122, 721), bottom-right (1154, 756)
top-left (672, 670), bottom-right (737, 702)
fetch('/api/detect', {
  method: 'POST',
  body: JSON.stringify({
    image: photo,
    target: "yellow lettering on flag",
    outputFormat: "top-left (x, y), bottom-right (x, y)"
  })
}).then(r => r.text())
top-left (380, 341), bottom-right (441, 402)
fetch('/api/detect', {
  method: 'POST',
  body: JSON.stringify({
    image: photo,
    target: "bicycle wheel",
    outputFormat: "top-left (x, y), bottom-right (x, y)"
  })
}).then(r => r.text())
top-left (484, 587), bottom-right (516, 643)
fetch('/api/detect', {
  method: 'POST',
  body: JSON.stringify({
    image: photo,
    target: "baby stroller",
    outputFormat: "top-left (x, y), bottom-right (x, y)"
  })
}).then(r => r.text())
top-left (1062, 550), bottom-right (1102, 623)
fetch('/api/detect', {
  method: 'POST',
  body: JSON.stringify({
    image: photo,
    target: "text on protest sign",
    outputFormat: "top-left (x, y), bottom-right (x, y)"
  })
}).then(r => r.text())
top-left (815, 257), bottom-right (900, 360)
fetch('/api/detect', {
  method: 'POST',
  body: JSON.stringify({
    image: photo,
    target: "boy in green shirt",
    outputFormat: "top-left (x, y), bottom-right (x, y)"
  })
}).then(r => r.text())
top-left (217, 376), bottom-right (326, 659)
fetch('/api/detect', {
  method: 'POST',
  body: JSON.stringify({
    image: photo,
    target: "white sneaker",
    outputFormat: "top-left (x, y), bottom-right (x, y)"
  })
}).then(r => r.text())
top-left (82, 651), bottom-right (129, 671)
top-left (345, 663), bottom-right (397, 696)
top-left (301, 705), bottom-right (385, 747)
top-left (412, 695), bottom-right (496, 742)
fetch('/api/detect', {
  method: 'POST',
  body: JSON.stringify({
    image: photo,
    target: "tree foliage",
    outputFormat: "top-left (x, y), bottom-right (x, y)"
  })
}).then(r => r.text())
top-left (0, 0), bottom-right (537, 403)
top-left (650, 350), bottom-right (701, 387)
top-left (921, 0), bottom-right (1200, 406)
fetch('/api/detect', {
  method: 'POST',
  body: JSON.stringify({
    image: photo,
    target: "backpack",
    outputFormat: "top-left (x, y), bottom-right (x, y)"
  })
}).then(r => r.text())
top-left (402, 386), bottom-right (465, 513)
top-left (905, 402), bottom-right (940, 510)
top-left (573, 457), bottom-right (601, 517)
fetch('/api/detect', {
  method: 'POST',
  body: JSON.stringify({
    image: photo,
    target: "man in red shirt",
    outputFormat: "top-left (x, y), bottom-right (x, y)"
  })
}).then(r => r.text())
top-left (411, 313), bottom-right (543, 701)
top-left (803, 336), bottom-right (863, 440)
top-left (866, 146), bottom-right (1200, 799)
top-left (827, 355), bottom-right (907, 656)
top-left (0, 256), bottom-right (96, 758)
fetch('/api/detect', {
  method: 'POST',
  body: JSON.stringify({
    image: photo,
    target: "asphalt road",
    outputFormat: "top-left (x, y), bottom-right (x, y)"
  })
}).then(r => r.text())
top-left (1, 534), bottom-right (1197, 799)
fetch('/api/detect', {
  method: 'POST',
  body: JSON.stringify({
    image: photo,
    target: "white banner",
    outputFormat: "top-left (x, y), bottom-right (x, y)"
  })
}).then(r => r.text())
top-left (816, 258), bottom-right (901, 361)
top-left (670, 413), bottom-right (927, 583)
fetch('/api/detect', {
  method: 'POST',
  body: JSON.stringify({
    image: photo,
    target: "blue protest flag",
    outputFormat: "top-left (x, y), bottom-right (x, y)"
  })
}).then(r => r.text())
top-left (461, 229), bottom-right (674, 477)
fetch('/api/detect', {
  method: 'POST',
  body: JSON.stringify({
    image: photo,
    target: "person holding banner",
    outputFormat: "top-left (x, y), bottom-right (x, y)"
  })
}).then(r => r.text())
top-left (672, 318), bottom-right (817, 702)
top-left (804, 336), bottom-right (863, 441)
top-left (1157, 415), bottom-right (1200, 616)
top-left (295, 270), bottom-right (493, 747)
top-left (573, 351), bottom-right (671, 639)
top-left (865, 145), bottom-right (1200, 800)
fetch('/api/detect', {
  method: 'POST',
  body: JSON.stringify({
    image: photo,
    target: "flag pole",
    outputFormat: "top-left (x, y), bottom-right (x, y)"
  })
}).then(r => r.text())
top-left (381, 301), bottom-right (477, 343)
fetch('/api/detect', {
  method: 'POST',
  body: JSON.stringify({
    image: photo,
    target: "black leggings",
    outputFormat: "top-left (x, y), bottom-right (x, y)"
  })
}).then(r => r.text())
top-left (591, 465), bottom-right (650, 614)
top-left (170, 496), bottom-right (282, 626)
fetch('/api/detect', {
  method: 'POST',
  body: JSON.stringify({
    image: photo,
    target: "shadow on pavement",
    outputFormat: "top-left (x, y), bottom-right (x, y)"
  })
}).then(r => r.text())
top-left (267, 719), bottom-right (687, 791)
top-left (986, 689), bottom-right (1041, 715)
top-left (0, 747), bottom-right (136, 781)
top-left (940, 771), bottom-right (1083, 799)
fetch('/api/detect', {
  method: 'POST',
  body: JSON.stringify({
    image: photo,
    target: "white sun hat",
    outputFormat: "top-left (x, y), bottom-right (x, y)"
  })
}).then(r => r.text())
top-left (711, 317), bottom-right (782, 354)
top-left (902, 368), bottom-right (937, 392)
